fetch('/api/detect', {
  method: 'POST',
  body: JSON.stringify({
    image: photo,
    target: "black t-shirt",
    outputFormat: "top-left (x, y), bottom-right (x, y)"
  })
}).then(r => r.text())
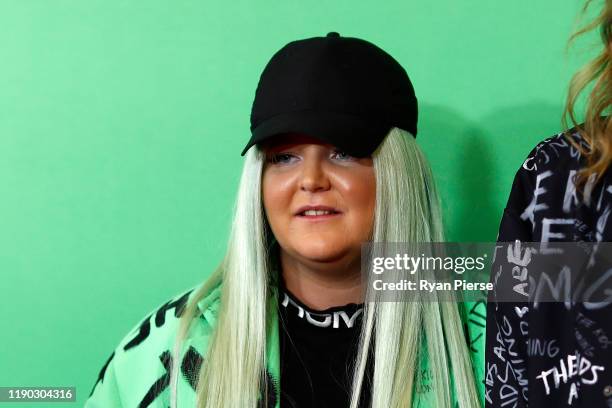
top-left (485, 130), bottom-right (612, 407)
top-left (277, 277), bottom-right (372, 408)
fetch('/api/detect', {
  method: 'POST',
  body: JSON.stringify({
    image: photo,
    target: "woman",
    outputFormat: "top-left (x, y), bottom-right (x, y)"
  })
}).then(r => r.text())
top-left (86, 32), bottom-right (483, 408)
top-left (485, 1), bottom-right (612, 406)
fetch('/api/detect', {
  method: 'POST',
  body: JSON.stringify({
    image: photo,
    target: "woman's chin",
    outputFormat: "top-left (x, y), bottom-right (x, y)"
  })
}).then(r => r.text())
top-left (293, 244), bottom-right (349, 264)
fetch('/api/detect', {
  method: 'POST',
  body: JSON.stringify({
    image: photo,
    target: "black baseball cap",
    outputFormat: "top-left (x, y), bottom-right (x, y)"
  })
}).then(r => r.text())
top-left (241, 31), bottom-right (418, 158)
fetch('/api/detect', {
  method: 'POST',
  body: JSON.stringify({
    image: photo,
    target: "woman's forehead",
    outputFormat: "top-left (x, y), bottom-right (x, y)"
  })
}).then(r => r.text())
top-left (261, 133), bottom-right (334, 151)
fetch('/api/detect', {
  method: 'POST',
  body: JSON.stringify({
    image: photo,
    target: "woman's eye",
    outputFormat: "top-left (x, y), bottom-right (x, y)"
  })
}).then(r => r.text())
top-left (268, 153), bottom-right (295, 164)
top-left (332, 149), bottom-right (354, 160)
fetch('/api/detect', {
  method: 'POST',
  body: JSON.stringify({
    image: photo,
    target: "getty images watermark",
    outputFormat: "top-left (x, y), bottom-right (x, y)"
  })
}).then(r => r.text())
top-left (360, 242), bottom-right (612, 304)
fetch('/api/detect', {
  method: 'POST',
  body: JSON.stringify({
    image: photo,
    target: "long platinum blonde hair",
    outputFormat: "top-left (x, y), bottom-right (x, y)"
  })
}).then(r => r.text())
top-left (169, 127), bottom-right (480, 407)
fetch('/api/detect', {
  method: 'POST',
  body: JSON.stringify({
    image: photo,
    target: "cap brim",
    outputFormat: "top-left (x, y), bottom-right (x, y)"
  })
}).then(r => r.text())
top-left (241, 110), bottom-right (391, 157)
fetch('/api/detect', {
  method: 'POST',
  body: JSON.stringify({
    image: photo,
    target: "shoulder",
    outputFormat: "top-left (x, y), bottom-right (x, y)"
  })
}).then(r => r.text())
top-left (519, 129), bottom-right (589, 174)
top-left (505, 128), bottom-right (593, 205)
top-left (496, 129), bottom-right (589, 242)
top-left (85, 279), bottom-right (223, 407)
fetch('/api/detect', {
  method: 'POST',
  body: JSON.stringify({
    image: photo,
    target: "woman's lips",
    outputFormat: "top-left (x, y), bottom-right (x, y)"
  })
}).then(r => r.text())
top-left (295, 212), bottom-right (342, 221)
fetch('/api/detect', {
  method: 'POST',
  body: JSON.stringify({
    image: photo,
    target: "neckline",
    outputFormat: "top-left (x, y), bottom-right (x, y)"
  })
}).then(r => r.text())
top-left (279, 284), bottom-right (364, 314)
top-left (277, 272), bottom-right (364, 314)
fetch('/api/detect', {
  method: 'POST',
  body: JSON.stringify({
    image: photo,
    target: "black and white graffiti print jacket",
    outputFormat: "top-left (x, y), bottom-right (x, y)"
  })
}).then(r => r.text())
top-left (485, 130), bottom-right (612, 407)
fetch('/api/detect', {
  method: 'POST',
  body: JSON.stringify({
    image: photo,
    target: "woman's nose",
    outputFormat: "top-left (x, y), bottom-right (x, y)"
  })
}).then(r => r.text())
top-left (300, 157), bottom-right (330, 192)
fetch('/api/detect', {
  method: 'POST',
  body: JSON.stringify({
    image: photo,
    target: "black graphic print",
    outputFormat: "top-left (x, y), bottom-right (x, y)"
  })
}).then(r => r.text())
top-left (139, 350), bottom-right (172, 408)
top-left (467, 298), bottom-right (487, 354)
top-left (486, 131), bottom-right (612, 407)
top-left (124, 290), bottom-right (192, 351)
top-left (181, 346), bottom-right (203, 390)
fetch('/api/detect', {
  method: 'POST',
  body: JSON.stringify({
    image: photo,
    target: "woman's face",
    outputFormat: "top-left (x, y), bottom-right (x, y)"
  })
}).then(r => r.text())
top-left (262, 133), bottom-right (376, 268)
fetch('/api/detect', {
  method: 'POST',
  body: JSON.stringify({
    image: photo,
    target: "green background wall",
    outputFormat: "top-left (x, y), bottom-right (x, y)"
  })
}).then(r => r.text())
top-left (0, 0), bottom-right (595, 406)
